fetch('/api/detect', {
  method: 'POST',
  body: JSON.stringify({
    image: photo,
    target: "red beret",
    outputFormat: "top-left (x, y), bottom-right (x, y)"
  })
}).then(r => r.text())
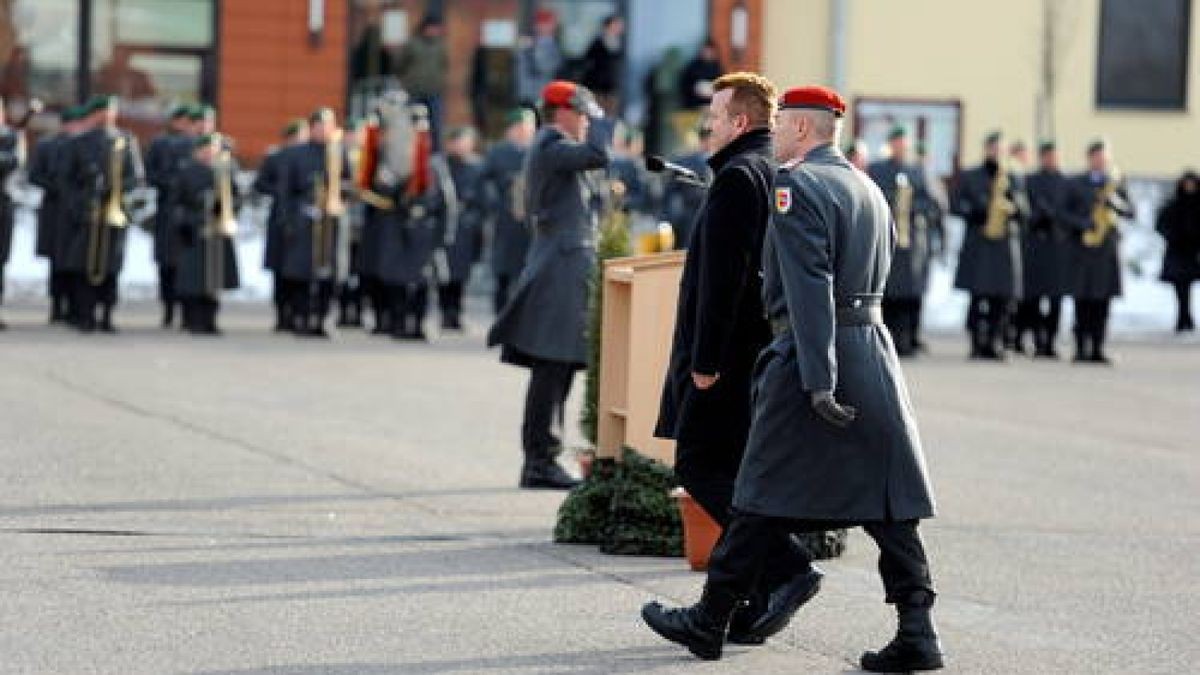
top-left (779, 86), bottom-right (847, 117)
top-left (540, 80), bottom-right (597, 114)
top-left (535, 8), bottom-right (557, 25)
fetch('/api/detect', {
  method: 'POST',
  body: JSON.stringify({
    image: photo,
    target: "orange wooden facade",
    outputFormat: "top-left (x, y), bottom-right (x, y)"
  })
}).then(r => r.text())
top-left (219, 0), bottom-right (349, 165)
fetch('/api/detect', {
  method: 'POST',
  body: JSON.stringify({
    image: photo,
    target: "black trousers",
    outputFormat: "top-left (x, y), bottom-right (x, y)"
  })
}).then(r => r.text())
top-left (494, 274), bottom-right (514, 315)
top-left (1173, 281), bottom-right (1195, 331)
top-left (676, 442), bottom-right (813, 596)
top-left (49, 271), bottom-right (72, 319)
top-left (181, 297), bottom-right (219, 333)
top-left (1017, 295), bottom-right (1063, 351)
top-left (362, 275), bottom-right (390, 332)
top-left (74, 275), bottom-right (117, 328)
top-left (438, 280), bottom-right (464, 322)
top-left (385, 283), bottom-right (430, 336)
top-left (707, 511), bottom-right (935, 608)
top-left (338, 269), bottom-right (364, 325)
top-left (968, 294), bottom-right (1011, 354)
top-left (158, 265), bottom-right (177, 314)
top-left (291, 279), bottom-right (333, 330)
top-left (1073, 297), bottom-right (1112, 355)
top-left (883, 297), bottom-right (921, 356)
top-left (521, 357), bottom-right (576, 457)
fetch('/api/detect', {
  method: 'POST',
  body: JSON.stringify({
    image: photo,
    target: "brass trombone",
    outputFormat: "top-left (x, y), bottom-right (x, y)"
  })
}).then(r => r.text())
top-left (85, 135), bottom-right (129, 286)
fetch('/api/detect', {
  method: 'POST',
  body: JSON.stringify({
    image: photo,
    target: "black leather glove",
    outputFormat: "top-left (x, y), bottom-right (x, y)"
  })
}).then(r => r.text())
top-left (811, 391), bottom-right (857, 429)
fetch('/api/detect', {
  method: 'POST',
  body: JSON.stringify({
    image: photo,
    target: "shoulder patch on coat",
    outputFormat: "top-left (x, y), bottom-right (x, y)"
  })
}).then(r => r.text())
top-left (775, 187), bottom-right (792, 213)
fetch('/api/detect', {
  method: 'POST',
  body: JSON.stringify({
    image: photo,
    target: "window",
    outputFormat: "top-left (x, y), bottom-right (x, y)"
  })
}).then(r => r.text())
top-left (1097, 0), bottom-right (1191, 110)
top-left (0, 0), bottom-right (81, 112)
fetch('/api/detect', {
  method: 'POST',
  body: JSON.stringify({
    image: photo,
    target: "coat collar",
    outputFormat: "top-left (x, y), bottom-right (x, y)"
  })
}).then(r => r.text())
top-left (802, 142), bottom-right (844, 166)
top-left (708, 127), bottom-right (772, 171)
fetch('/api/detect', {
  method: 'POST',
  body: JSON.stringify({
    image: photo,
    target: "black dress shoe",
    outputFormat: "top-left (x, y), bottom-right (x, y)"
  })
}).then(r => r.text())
top-left (861, 605), bottom-right (944, 672)
top-left (746, 566), bottom-right (823, 640)
top-left (641, 601), bottom-right (727, 660)
top-left (518, 459), bottom-right (579, 490)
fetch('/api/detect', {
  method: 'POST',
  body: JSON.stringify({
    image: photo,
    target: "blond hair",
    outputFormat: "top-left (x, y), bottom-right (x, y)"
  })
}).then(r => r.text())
top-left (713, 72), bottom-right (778, 127)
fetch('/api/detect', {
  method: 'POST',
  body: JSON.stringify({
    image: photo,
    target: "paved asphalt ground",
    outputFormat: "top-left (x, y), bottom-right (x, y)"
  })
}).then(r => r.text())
top-left (0, 301), bottom-right (1197, 675)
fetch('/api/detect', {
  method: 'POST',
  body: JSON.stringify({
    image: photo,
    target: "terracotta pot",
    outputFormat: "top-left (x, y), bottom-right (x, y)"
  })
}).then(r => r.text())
top-left (671, 487), bottom-right (723, 571)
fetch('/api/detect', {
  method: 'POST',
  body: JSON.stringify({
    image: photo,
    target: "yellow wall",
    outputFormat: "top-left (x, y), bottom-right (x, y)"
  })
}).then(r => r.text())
top-left (763, 0), bottom-right (1200, 177)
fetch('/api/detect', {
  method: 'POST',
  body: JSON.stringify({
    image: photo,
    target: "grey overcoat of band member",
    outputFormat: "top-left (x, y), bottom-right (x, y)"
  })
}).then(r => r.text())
top-left (867, 157), bottom-right (935, 300)
top-left (486, 119), bottom-right (613, 368)
top-left (733, 144), bottom-right (936, 522)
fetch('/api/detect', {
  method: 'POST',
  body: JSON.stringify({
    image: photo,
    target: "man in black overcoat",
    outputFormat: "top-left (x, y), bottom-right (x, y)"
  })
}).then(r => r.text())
top-left (642, 85), bottom-right (943, 673)
top-left (1019, 141), bottom-right (1071, 357)
top-left (144, 105), bottom-right (194, 328)
top-left (653, 72), bottom-right (814, 645)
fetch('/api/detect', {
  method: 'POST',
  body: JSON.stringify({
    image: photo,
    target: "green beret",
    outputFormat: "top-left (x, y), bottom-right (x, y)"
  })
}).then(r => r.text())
top-left (984, 130), bottom-right (1003, 145)
top-left (282, 118), bottom-right (307, 138)
top-left (887, 125), bottom-right (907, 141)
top-left (188, 104), bottom-right (215, 121)
top-left (85, 94), bottom-right (117, 114)
top-left (1087, 138), bottom-right (1108, 155)
top-left (193, 132), bottom-right (221, 149)
top-left (61, 106), bottom-right (82, 122)
top-left (505, 108), bottom-right (536, 126)
top-left (169, 104), bottom-right (191, 120)
top-left (1038, 140), bottom-right (1057, 154)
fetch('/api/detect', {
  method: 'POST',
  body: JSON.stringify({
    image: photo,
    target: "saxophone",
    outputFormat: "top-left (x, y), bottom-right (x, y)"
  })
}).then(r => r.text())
top-left (893, 172), bottom-right (913, 249)
top-left (983, 163), bottom-right (1013, 241)
top-left (1083, 168), bottom-right (1122, 248)
top-left (86, 135), bottom-right (128, 286)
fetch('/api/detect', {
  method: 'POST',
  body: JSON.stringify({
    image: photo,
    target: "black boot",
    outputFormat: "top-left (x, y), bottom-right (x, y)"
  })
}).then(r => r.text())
top-left (743, 564), bottom-right (824, 641)
top-left (860, 603), bottom-right (944, 672)
top-left (518, 449), bottom-right (579, 490)
top-left (98, 305), bottom-right (117, 334)
top-left (641, 586), bottom-right (740, 660)
top-left (162, 302), bottom-right (175, 328)
top-left (1072, 332), bottom-right (1090, 363)
top-left (1090, 333), bottom-right (1113, 365)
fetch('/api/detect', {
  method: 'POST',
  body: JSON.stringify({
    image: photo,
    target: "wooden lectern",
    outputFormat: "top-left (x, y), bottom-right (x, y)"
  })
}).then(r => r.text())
top-left (596, 251), bottom-right (686, 465)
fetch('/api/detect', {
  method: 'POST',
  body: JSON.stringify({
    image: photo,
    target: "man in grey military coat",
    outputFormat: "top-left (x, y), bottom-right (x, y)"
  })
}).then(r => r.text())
top-left (642, 85), bottom-right (943, 673)
top-left (486, 80), bottom-right (612, 490)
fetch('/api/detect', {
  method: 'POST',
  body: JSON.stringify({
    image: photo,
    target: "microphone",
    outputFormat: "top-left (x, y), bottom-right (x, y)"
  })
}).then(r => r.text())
top-left (645, 154), bottom-right (707, 187)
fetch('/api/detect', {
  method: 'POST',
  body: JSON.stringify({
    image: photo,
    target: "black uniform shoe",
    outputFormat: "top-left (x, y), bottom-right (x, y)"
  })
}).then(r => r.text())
top-left (518, 457), bottom-right (579, 490)
top-left (641, 588), bottom-right (739, 661)
top-left (744, 565), bottom-right (823, 640)
top-left (860, 605), bottom-right (944, 672)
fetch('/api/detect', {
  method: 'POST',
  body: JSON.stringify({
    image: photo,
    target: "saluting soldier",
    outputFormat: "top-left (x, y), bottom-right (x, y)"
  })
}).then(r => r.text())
top-left (659, 124), bottom-right (714, 247)
top-left (144, 104), bottom-right (196, 328)
top-left (59, 95), bottom-right (142, 333)
top-left (486, 80), bottom-right (612, 490)
top-left (641, 85), bottom-right (943, 673)
top-left (0, 98), bottom-right (25, 329)
top-left (278, 107), bottom-right (352, 338)
top-left (168, 133), bottom-right (241, 335)
top-left (482, 109), bottom-right (536, 314)
top-left (253, 118), bottom-right (307, 332)
top-left (1018, 141), bottom-right (1071, 357)
top-left (30, 109), bottom-right (72, 324)
top-left (951, 131), bottom-right (1026, 360)
top-left (1062, 139), bottom-right (1133, 364)
top-left (868, 126), bottom-right (935, 357)
top-left (435, 126), bottom-right (485, 331)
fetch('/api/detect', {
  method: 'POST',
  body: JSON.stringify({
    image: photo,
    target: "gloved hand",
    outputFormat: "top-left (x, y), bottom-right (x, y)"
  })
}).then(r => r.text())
top-left (810, 391), bottom-right (857, 428)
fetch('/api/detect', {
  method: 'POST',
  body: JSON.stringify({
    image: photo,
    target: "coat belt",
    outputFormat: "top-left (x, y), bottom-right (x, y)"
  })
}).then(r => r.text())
top-left (769, 296), bottom-right (883, 335)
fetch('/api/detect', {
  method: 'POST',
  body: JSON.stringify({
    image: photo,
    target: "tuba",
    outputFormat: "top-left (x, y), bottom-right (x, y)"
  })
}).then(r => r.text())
top-left (983, 163), bottom-right (1013, 240)
top-left (86, 135), bottom-right (129, 286)
top-left (1083, 168), bottom-right (1122, 248)
top-left (893, 172), bottom-right (914, 249)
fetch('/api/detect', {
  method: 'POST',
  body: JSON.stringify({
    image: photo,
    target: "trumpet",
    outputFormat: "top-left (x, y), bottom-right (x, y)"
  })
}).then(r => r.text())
top-left (85, 135), bottom-right (128, 286)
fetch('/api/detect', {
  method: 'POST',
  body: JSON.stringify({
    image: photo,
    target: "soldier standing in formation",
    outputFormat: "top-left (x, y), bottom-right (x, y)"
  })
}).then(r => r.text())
top-left (482, 109), bottom-right (535, 315)
top-left (437, 126), bottom-right (485, 331)
top-left (167, 133), bottom-right (241, 334)
top-left (337, 119), bottom-right (369, 329)
top-left (487, 80), bottom-right (612, 490)
top-left (951, 131), bottom-right (1025, 360)
top-left (59, 95), bottom-right (142, 333)
top-left (253, 119), bottom-right (309, 332)
top-left (1018, 141), bottom-right (1071, 357)
top-left (1062, 139), bottom-right (1133, 364)
top-left (144, 105), bottom-right (195, 328)
top-left (642, 85), bottom-right (942, 672)
top-left (0, 99), bottom-right (26, 330)
top-left (30, 107), bottom-right (76, 324)
top-left (868, 126), bottom-right (936, 357)
top-left (277, 108), bottom-right (351, 338)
